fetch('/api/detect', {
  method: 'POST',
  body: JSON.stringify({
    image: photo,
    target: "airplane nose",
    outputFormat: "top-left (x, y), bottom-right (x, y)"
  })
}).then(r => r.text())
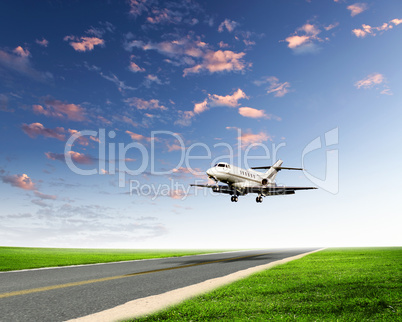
top-left (206, 168), bottom-right (213, 176)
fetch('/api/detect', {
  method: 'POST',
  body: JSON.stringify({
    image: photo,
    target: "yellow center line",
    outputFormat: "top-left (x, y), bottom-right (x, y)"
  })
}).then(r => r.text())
top-left (0, 252), bottom-right (272, 299)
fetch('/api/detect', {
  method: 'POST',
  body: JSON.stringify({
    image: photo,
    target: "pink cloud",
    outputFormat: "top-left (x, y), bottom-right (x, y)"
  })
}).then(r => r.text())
top-left (67, 129), bottom-right (100, 146)
top-left (13, 46), bottom-right (30, 57)
top-left (129, 61), bottom-right (145, 72)
top-left (64, 36), bottom-right (104, 52)
top-left (45, 151), bottom-right (94, 164)
top-left (194, 99), bottom-right (208, 114)
top-left (118, 115), bottom-right (138, 127)
top-left (169, 189), bottom-right (186, 199)
top-left (184, 50), bottom-right (247, 76)
top-left (238, 107), bottom-right (268, 119)
top-left (125, 37), bottom-right (248, 77)
top-left (380, 88), bottom-right (393, 96)
top-left (218, 41), bottom-right (229, 48)
top-left (181, 88), bottom-right (248, 126)
top-left (126, 130), bottom-right (153, 142)
top-left (285, 35), bottom-right (310, 49)
top-left (352, 19), bottom-right (402, 38)
top-left (218, 19), bottom-right (238, 33)
top-left (146, 8), bottom-right (182, 25)
top-left (238, 107), bottom-right (282, 121)
top-left (167, 144), bottom-right (184, 152)
top-left (175, 110), bottom-right (195, 126)
top-left (21, 122), bottom-right (65, 140)
top-left (347, 3), bottom-right (368, 17)
top-left (2, 173), bottom-right (35, 190)
top-left (0, 48), bottom-right (51, 82)
top-left (391, 19), bottom-right (402, 25)
top-left (34, 190), bottom-right (57, 200)
top-left (124, 97), bottom-right (167, 110)
top-left (33, 99), bottom-right (87, 121)
top-left (285, 23), bottom-right (323, 50)
top-left (355, 73), bottom-right (384, 89)
top-left (128, 0), bottom-right (149, 17)
top-left (238, 131), bottom-right (272, 149)
top-left (209, 88), bottom-right (248, 107)
top-left (254, 76), bottom-right (291, 97)
top-left (36, 38), bottom-right (49, 47)
top-left (324, 22), bottom-right (339, 31)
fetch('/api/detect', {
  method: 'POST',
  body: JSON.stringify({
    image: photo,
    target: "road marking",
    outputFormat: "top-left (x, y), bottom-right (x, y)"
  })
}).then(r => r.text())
top-left (0, 252), bottom-right (272, 299)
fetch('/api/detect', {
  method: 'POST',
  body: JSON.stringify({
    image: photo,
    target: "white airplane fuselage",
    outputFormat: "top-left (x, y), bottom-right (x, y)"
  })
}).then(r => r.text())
top-left (206, 162), bottom-right (275, 189)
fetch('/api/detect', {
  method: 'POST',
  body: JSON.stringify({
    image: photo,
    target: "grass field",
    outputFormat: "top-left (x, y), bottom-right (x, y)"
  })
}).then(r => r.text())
top-left (131, 248), bottom-right (402, 321)
top-left (0, 247), bottom-right (223, 271)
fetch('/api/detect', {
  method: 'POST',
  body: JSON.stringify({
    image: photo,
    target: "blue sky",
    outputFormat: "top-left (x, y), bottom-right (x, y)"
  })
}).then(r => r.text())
top-left (0, 0), bottom-right (401, 248)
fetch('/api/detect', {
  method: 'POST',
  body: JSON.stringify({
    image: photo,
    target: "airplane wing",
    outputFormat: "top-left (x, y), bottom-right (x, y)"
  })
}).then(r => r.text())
top-left (247, 185), bottom-right (317, 195)
top-left (251, 166), bottom-right (303, 171)
top-left (190, 184), bottom-right (236, 195)
top-left (190, 184), bottom-right (216, 188)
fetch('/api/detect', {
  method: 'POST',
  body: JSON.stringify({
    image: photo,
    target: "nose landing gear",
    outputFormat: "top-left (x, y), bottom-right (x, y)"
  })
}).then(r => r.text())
top-left (256, 195), bottom-right (263, 203)
top-left (230, 195), bottom-right (238, 202)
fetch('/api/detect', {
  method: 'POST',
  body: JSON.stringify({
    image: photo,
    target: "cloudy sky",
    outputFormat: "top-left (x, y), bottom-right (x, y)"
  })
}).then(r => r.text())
top-left (0, 0), bottom-right (401, 249)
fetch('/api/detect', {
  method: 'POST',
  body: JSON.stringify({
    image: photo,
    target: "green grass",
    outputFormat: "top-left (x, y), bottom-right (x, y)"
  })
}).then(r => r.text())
top-left (0, 247), bottom-right (225, 271)
top-left (132, 248), bottom-right (402, 321)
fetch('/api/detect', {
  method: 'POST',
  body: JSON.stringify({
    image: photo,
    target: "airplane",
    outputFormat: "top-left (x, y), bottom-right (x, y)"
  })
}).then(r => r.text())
top-left (191, 159), bottom-right (317, 203)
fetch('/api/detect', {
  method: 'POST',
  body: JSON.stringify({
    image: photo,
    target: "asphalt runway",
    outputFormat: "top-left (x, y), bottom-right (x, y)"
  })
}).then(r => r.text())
top-left (0, 248), bottom-right (318, 321)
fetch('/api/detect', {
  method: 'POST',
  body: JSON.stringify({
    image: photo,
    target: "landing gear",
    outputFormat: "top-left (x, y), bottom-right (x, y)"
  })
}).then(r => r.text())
top-left (256, 195), bottom-right (263, 203)
top-left (231, 195), bottom-right (238, 202)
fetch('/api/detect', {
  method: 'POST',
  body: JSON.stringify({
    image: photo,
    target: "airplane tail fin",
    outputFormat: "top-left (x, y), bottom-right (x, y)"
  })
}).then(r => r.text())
top-left (251, 160), bottom-right (304, 184)
top-left (264, 159), bottom-right (283, 181)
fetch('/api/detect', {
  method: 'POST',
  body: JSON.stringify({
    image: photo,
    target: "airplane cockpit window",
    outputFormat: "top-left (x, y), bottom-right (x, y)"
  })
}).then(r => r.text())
top-left (217, 163), bottom-right (226, 167)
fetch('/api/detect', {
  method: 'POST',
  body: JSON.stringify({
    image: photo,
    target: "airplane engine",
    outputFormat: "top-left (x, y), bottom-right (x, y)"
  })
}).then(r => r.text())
top-left (261, 178), bottom-right (268, 186)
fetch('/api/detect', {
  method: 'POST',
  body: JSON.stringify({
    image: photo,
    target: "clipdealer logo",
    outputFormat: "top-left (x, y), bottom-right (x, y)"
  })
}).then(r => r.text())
top-left (63, 128), bottom-right (339, 197)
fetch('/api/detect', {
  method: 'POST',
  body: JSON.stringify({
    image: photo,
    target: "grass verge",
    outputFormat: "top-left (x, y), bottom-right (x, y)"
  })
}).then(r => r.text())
top-left (0, 247), bottom-right (226, 271)
top-left (132, 247), bottom-right (402, 321)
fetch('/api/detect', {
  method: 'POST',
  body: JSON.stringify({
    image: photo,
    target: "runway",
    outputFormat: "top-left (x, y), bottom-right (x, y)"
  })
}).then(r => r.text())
top-left (0, 248), bottom-right (319, 321)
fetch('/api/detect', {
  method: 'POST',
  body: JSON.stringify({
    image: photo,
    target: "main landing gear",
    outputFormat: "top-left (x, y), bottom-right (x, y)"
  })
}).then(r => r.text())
top-left (230, 195), bottom-right (238, 202)
top-left (256, 195), bottom-right (263, 203)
